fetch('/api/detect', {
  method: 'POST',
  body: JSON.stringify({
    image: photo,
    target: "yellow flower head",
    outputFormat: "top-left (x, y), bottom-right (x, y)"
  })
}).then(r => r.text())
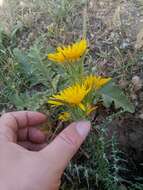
top-left (84, 75), bottom-right (111, 91)
top-left (48, 39), bottom-right (87, 63)
top-left (58, 112), bottom-right (71, 122)
top-left (48, 84), bottom-right (89, 110)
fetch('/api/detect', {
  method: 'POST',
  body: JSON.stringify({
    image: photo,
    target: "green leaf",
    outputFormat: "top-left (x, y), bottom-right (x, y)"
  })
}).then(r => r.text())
top-left (99, 82), bottom-right (135, 113)
top-left (13, 48), bottom-right (32, 75)
top-left (9, 91), bottom-right (49, 111)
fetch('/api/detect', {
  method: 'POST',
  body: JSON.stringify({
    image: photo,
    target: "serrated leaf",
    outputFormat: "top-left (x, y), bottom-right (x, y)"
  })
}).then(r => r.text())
top-left (99, 83), bottom-right (135, 113)
top-left (13, 48), bottom-right (32, 75)
top-left (9, 92), bottom-right (49, 111)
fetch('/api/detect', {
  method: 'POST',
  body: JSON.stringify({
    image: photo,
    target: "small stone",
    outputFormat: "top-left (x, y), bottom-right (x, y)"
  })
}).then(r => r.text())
top-left (131, 93), bottom-right (137, 100)
top-left (0, 0), bottom-right (3, 7)
top-left (139, 92), bottom-right (143, 102)
top-left (20, 1), bottom-right (26, 7)
top-left (99, 2), bottom-right (104, 6)
top-left (119, 184), bottom-right (127, 190)
top-left (120, 38), bottom-right (130, 49)
top-left (132, 76), bottom-right (142, 91)
top-left (139, 114), bottom-right (143, 120)
top-left (119, 79), bottom-right (128, 88)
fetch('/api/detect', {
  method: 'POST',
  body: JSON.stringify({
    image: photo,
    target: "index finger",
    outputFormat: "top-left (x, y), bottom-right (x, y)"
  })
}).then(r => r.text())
top-left (0, 111), bottom-right (47, 142)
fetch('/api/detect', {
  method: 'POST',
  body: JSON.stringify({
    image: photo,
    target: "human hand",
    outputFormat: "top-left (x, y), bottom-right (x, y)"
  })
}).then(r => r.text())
top-left (0, 111), bottom-right (90, 190)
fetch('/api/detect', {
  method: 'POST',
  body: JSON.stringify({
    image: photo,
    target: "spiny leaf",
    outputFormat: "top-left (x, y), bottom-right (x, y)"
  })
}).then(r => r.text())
top-left (99, 82), bottom-right (135, 113)
top-left (9, 92), bottom-right (49, 111)
top-left (13, 48), bottom-right (32, 75)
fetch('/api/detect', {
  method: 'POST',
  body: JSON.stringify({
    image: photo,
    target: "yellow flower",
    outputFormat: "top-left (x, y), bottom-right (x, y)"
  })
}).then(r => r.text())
top-left (84, 75), bottom-right (111, 91)
top-left (48, 39), bottom-right (87, 63)
top-left (58, 112), bottom-right (71, 121)
top-left (48, 84), bottom-right (89, 110)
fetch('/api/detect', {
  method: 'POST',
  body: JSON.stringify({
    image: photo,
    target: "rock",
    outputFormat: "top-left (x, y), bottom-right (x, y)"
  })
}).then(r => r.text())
top-left (131, 93), bottom-right (137, 101)
top-left (120, 38), bottom-right (130, 49)
top-left (139, 92), bottom-right (143, 101)
top-left (19, 1), bottom-right (26, 7)
top-left (132, 75), bottom-right (142, 91)
top-left (139, 114), bottom-right (143, 120)
top-left (119, 184), bottom-right (127, 190)
top-left (119, 79), bottom-right (128, 89)
top-left (0, 0), bottom-right (3, 7)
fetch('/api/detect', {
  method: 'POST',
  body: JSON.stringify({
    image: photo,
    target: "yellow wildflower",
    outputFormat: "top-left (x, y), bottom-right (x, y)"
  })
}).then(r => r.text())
top-left (48, 39), bottom-right (87, 63)
top-left (48, 84), bottom-right (89, 110)
top-left (58, 112), bottom-right (71, 121)
top-left (84, 75), bottom-right (111, 91)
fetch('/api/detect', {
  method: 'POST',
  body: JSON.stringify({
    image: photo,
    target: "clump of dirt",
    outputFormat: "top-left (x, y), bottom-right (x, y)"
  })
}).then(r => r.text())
top-left (108, 115), bottom-right (143, 162)
top-left (107, 78), bottom-right (143, 173)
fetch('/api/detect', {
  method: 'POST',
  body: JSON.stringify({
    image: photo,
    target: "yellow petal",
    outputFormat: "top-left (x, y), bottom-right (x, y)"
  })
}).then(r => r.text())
top-left (48, 100), bottom-right (63, 106)
top-left (58, 112), bottom-right (71, 121)
top-left (47, 39), bottom-right (87, 63)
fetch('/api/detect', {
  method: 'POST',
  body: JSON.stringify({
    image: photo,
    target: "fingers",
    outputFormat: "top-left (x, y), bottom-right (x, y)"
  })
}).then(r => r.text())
top-left (18, 141), bottom-right (47, 151)
top-left (0, 111), bottom-right (47, 130)
top-left (0, 111), bottom-right (47, 142)
top-left (18, 128), bottom-right (47, 151)
top-left (41, 121), bottom-right (90, 171)
top-left (18, 127), bottom-right (46, 143)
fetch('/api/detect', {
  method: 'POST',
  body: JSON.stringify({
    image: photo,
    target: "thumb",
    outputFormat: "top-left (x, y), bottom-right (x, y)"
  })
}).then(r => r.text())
top-left (41, 121), bottom-right (90, 171)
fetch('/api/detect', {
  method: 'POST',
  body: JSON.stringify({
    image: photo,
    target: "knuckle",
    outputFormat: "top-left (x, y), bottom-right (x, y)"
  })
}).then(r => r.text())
top-left (1, 112), bottom-right (10, 118)
top-left (1, 112), bottom-right (14, 121)
top-left (0, 113), bottom-right (18, 133)
top-left (59, 131), bottom-right (78, 149)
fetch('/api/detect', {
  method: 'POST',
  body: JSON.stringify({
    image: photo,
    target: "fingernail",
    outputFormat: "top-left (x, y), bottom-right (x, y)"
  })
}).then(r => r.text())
top-left (75, 121), bottom-right (91, 137)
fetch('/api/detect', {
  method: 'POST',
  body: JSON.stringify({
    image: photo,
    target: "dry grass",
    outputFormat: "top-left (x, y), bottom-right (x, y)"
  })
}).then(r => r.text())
top-left (0, 0), bottom-right (143, 123)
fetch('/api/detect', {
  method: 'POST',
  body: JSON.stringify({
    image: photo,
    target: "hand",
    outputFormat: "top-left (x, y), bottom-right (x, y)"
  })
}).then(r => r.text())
top-left (0, 111), bottom-right (90, 190)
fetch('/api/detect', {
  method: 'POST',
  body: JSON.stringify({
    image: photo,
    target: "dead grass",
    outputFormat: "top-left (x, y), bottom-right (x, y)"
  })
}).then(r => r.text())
top-left (0, 0), bottom-right (142, 135)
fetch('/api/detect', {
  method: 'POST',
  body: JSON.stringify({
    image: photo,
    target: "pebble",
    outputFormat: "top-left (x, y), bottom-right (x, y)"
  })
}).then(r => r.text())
top-left (132, 76), bottom-right (142, 91)
top-left (139, 114), bottom-right (143, 120)
top-left (131, 93), bottom-right (137, 100)
top-left (139, 92), bottom-right (143, 101)
top-left (20, 1), bottom-right (26, 7)
top-left (119, 79), bottom-right (128, 88)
